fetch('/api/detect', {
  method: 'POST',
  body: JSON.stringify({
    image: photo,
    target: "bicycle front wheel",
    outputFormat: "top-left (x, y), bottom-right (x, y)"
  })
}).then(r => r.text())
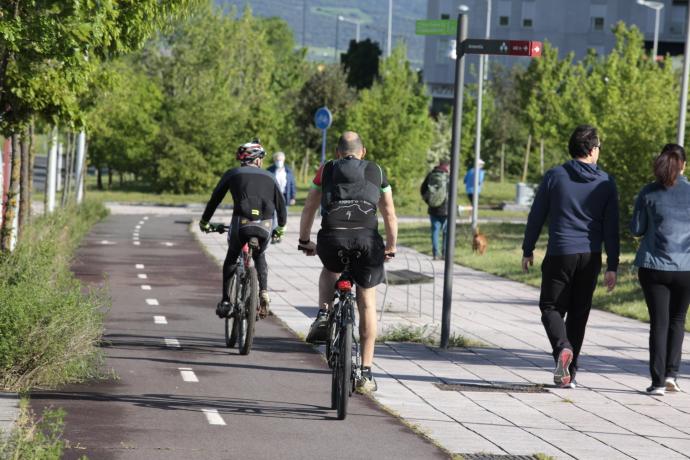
top-left (238, 267), bottom-right (258, 356)
top-left (336, 322), bottom-right (352, 420)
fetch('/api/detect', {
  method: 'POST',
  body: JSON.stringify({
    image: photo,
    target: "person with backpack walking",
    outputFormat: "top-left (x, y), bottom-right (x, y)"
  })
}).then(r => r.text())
top-left (421, 159), bottom-right (450, 260)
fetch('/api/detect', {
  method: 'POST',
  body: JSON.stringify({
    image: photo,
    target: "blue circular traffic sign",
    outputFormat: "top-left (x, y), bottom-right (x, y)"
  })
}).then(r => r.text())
top-left (314, 106), bottom-right (333, 130)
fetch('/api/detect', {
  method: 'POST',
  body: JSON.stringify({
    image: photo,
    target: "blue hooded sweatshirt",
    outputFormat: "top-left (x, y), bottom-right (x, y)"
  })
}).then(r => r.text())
top-left (522, 159), bottom-right (620, 272)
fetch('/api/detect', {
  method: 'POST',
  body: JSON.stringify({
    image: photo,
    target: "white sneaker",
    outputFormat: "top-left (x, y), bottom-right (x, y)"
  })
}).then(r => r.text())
top-left (646, 385), bottom-right (665, 396)
top-left (665, 378), bottom-right (681, 392)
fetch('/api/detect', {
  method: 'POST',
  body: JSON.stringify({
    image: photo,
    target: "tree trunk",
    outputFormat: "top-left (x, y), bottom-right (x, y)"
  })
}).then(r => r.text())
top-left (1, 134), bottom-right (21, 251)
top-left (97, 167), bottom-right (103, 190)
top-left (521, 134), bottom-right (532, 183)
top-left (119, 171), bottom-right (123, 187)
top-left (108, 168), bottom-right (112, 188)
top-left (18, 127), bottom-right (30, 239)
top-left (539, 138), bottom-right (544, 175)
top-left (61, 133), bottom-right (72, 207)
top-left (28, 121), bottom-right (34, 222)
top-left (500, 143), bottom-right (505, 183)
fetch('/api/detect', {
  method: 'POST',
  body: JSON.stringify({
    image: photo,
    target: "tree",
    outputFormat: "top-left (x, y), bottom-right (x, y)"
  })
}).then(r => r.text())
top-left (347, 45), bottom-right (433, 197)
top-left (341, 39), bottom-right (382, 90)
top-left (293, 64), bottom-right (355, 156)
top-left (87, 59), bottom-right (163, 188)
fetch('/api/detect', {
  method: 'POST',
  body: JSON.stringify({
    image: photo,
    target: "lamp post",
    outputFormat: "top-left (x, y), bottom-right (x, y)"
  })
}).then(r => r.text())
top-left (339, 16), bottom-right (361, 42)
top-left (471, 0), bottom-right (492, 233)
top-left (387, 0), bottom-right (393, 56)
top-left (335, 15), bottom-right (341, 63)
top-left (637, 0), bottom-right (664, 60)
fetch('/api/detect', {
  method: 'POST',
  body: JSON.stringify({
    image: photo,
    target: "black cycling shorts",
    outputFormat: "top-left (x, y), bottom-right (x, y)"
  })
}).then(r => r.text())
top-left (316, 228), bottom-right (385, 288)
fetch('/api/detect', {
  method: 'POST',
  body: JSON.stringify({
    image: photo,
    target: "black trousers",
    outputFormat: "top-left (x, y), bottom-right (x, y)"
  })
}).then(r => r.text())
top-left (638, 268), bottom-right (690, 387)
top-left (539, 253), bottom-right (602, 376)
top-left (222, 217), bottom-right (270, 301)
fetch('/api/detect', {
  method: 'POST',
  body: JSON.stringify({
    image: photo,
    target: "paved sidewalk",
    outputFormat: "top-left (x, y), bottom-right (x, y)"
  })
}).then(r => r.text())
top-left (0, 393), bottom-right (19, 439)
top-left (194, 214), bottom-right (690, 460)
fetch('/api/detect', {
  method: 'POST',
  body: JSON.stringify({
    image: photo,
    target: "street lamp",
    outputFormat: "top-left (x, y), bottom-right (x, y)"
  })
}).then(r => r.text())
top-left (678, 0), bottom-right (690, 145)
top-left (334, 15), bottom-right (341, 63)
top-left (637, 0), bottom-right (664, 60)
top-left (339, 16), bottom-right (361, 42)
top-left (387, 0), bottom-right (393, 56)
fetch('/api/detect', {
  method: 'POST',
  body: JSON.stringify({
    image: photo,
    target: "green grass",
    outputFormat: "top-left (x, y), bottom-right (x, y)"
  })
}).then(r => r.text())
top-left (377, 324), bottom-right (487, 348)
top-left (0, 400), bottom-right (83, 460)
top-left (0, 201), bottom-right (109, 391)
top-left (397, 222), bottom-right (668, 330)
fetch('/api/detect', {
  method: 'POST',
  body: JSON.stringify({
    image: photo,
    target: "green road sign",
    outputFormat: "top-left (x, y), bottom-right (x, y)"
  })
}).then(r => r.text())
top-left (415, 19), bottom-right (458, 36)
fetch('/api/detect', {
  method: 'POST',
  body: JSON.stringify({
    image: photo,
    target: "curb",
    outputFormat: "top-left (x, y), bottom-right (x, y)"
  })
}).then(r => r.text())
top-left (0, 392), bottom-right (20, 438)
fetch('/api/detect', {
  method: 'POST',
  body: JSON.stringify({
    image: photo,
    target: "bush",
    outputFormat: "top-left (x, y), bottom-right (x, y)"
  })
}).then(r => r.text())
top-left (0, 201), bottom-right (108, 391)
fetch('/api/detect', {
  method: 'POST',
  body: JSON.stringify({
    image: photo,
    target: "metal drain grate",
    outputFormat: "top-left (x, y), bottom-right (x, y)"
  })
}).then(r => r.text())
top-left (435, 382), bottom-right (548, 393)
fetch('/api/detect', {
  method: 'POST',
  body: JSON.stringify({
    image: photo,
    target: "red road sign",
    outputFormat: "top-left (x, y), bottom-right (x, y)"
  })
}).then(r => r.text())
top-left (508, 40), bottom-right (542, 57)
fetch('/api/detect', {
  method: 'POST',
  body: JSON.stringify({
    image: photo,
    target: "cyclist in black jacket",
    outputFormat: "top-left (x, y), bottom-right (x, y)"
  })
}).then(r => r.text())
top-left (200, 140), bottom-right (287, 318)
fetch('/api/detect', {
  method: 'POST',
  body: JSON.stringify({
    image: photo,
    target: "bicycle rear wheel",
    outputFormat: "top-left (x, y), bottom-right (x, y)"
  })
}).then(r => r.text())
top-left (238, 267), bottom-right (258, 355)
top-left (225, 275), bottom-right (239, 348)
top-left (336, 322), bottom-right (352, 420)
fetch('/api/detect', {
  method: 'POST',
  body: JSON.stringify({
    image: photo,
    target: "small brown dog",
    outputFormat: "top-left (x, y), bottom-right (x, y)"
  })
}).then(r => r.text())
top-left (472, 227), bottom-right (488, 255)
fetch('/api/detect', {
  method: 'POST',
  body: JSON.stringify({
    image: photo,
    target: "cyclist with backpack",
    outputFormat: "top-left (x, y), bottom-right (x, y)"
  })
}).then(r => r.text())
top-left (199, 139), bottom-right (287, 319)
top-left (420, 159), bottom-right (450, 260)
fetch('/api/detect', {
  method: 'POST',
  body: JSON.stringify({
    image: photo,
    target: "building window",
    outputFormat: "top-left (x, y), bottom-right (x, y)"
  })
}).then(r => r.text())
top-left (671, 1), bottom-right (687, 35)
top-left (498, 0), bottom-right (511, 27)
top-left (522, 1), bottom-right (535, 28)
top-left (436, 38), bottom-right (451, 64)
top-left (590, 4), bottom-right (606, 31)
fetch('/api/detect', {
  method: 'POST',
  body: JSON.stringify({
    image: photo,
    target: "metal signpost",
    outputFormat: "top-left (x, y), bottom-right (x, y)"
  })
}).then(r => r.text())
top-left (314, 106), bottom-right (333, 165)
top-left (416, 16), bottom-right (541, 348)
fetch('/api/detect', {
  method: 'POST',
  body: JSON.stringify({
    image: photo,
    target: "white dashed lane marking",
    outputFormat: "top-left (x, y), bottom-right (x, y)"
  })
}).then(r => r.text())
top-left (154, 315), bottom-right (167, 325)
top-left (178, 368), bottom-right (199, 383)
top-left (138, 273), bottom-right (148, 279)
top-left (143, 216), bottom-right (149, 220)
top-left (164, 338), bottom-right (180, 348)
top-left (135, 264), bottom-right (144, 269)
top-left (138, 220), bottom-right (144, 225)
top-left (135, 225), bottom-right (141, 229)
top-left (134, 241), bottom-right (140, 246)
top-left (146, 298), bottom-right (159, 306)
top-left (202, 409), bottom-right (226, 426)
top-left (100, 240), bottom-right (116, 245)
top-left (141, 285), bottom-right (151, 290)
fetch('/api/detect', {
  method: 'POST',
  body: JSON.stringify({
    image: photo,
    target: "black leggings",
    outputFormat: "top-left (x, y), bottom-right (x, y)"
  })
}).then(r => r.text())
top-left (638, 268), bottom-right (690, 386)
top-left (222, 217), bottom-right (270, 301)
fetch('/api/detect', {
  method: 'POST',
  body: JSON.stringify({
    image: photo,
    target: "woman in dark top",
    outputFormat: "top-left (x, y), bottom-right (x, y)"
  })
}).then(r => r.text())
top-left (630, 144), bottom-right (690, 396)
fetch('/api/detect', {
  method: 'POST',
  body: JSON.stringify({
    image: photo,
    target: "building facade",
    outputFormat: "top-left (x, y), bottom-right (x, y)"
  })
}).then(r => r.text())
top-left (423, 0), bottom-right (687, 108)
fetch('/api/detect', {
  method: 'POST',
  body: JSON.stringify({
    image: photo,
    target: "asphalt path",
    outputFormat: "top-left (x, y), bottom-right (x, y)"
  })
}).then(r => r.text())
top-left (31, 214), bottom-right (447, 460)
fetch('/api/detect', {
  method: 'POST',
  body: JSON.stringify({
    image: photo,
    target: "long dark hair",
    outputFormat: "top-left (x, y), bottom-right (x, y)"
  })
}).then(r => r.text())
top-left (654, 144), bottom-right (686, 187)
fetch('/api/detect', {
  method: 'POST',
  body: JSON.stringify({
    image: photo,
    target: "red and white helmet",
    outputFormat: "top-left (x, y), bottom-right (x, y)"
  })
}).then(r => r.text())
top-left (236, 139), bottom-right (265, 163)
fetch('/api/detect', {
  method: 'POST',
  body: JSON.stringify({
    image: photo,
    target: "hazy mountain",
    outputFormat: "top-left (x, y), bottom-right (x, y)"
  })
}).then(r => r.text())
top-left (216, 0), bottom-right (426, 66)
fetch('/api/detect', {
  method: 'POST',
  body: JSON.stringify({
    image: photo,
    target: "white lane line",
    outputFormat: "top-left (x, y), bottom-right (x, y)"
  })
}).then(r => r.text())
top-left (133, 232), bottom-right (140, 237)
top-left (100, 240), bottom-right (116, 245)
top-left (143, 216), bottom-right (149, 220)
top-left (135, 264), bottom-right (145, 269)
top-left (138, 273), bottom-right (148, 279)
top-left (138, 220), bottom-right (145, 225)
top-left (141, 285), bottom-right (151, 290)
top-left (201, 409), bottom-right (225, 426)
top-left (134, 241), bottom-right (140, 246)
top-left (164, 337), bottom-right (180, 348)
top-left (135, 225), bottom-right (141, 229)
top-left (178, 368), bottom-right (199, 383)
top-left (162, 242), bottom-right (174, 247)
top-left (154, 315), bottom-right (168, 325)
top-left (146, 298), bottom-right (159, 306)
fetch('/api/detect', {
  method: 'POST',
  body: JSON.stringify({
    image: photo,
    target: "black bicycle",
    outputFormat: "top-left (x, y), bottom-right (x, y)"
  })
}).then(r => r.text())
top-left (209, 223), bottom-right (258, 356)
top-left (326, 250), bottom-right (362, 421)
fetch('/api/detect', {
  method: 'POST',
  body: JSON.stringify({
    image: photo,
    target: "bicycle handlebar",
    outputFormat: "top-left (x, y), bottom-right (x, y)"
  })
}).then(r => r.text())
top-left (208, 223), bottom-right (230, 234)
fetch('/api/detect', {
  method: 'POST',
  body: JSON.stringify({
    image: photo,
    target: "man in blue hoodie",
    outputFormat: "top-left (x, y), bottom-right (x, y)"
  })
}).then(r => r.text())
top-left (521, 124), bottom-right (619, 389)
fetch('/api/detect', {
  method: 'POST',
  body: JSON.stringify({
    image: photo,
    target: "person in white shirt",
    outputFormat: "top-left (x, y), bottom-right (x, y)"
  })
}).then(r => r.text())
top-left (267, 151), bottom-right (297, 206)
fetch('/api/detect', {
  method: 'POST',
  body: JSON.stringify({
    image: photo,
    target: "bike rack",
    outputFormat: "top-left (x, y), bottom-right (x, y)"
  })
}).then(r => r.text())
top-left (379, 249), bottom-right (437, 324)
